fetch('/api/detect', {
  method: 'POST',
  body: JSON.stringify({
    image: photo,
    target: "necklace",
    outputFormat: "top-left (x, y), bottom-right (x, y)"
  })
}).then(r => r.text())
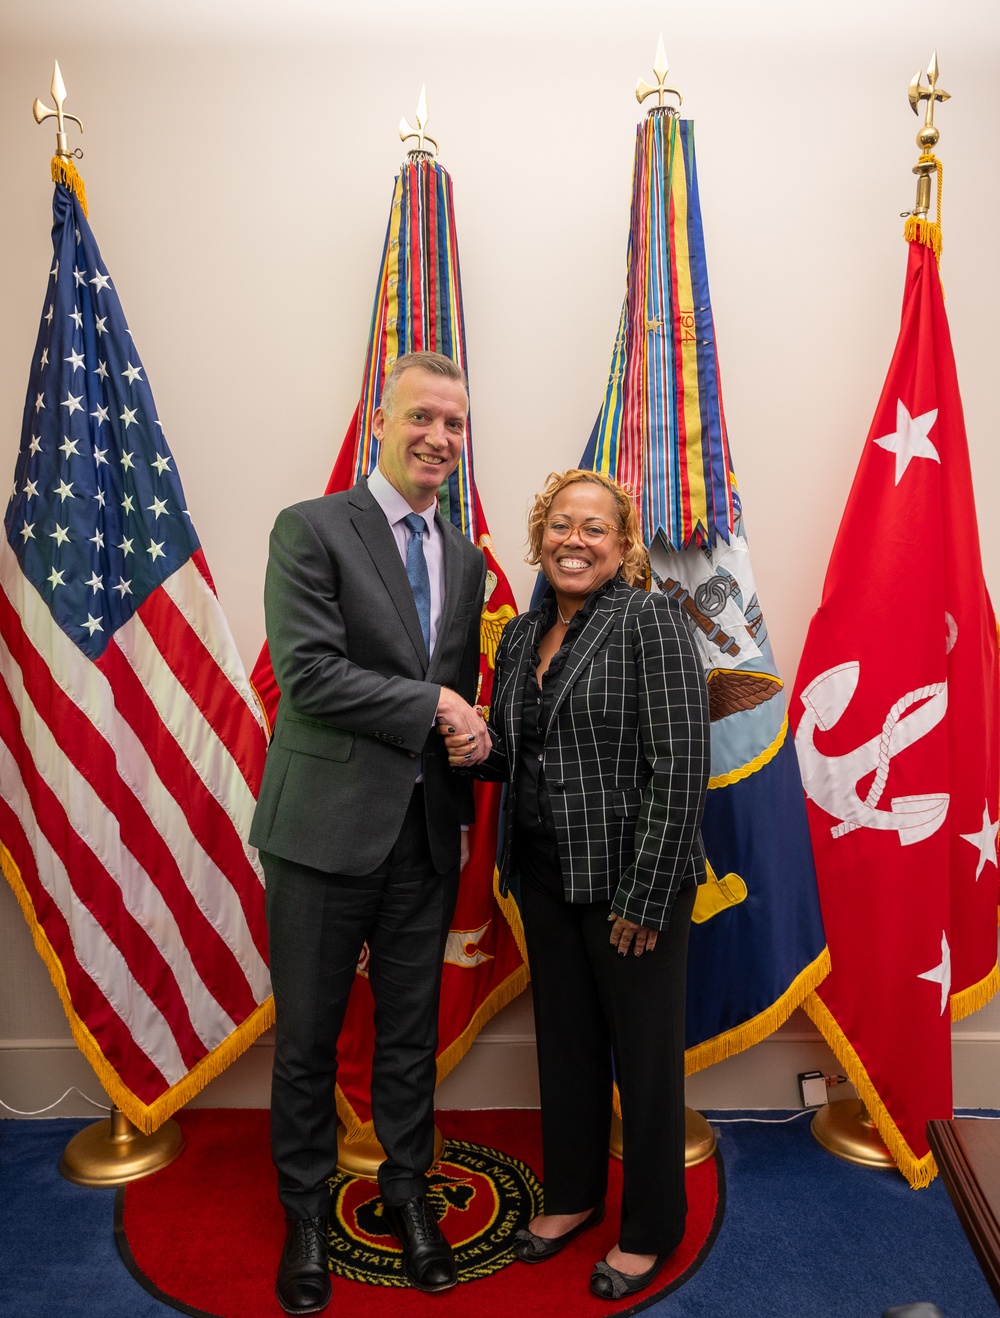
top-left (557, 605), bottom-right (572, 626)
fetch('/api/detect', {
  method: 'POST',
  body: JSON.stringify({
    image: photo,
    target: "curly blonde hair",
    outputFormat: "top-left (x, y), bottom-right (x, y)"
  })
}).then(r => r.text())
top-left (525, 469), bottom-right (648, 588)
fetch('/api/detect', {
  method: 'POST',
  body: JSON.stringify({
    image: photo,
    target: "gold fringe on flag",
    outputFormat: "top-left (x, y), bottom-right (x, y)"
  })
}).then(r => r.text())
top-left (802, 988), bottom-right (937, 1188)
top-left (951, 961), bottom-right (1000, 1022)
top-left (51, 156), bottom-right (88, 218)
top-left (685, 945), bottom-right (831, 1076)
top-left (334, 960), bottom-right (531, 1147)
top-left (0, 844), bottom-right (275, 1133)
top-left (492, 868), bottom-right (528, 964)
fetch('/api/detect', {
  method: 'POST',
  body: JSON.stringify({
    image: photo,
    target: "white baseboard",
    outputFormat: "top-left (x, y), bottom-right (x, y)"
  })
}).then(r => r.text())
top-left (3, 1008), bottom-right (998, 1118)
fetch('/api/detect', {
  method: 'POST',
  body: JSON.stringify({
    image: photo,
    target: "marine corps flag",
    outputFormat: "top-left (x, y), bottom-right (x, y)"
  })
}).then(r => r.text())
top-left (576, 84), bottom-right (828, 1071)
top-left (251, 142), bottom-right (527, 1141)
top-left (792, 224), bottom-right (999, 1186)
top-left (0, 157), bottom-right (271, 1132)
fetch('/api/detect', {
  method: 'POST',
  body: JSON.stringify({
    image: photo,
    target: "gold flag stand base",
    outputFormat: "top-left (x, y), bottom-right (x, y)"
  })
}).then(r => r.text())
top-left (59, 1107), bottom-right (184, 1187)
top-left (336, 1124), bottom-right (445, 1182)
top-left (810, 1099), bottom-right (896, 1170)
top-left (610, 1107), bottom-right (717, 1168)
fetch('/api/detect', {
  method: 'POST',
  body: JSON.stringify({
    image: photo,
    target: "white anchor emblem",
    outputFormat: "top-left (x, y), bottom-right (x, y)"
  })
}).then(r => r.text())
top-left (795, 660), bottom-right (949, 845)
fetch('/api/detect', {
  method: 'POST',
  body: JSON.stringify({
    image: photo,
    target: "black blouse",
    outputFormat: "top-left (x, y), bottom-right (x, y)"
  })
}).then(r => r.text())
top-left (513, 577), bottom-right (620, 848)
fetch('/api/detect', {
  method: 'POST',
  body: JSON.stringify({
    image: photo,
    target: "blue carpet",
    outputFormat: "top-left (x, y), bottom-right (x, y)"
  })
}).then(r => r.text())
top-left (0, 1117), bottom-right (171, 1318)
top-left (0, 1111), bottom-right (996, 1317)
top-left (654, 1110), bottom-right (998, 1317)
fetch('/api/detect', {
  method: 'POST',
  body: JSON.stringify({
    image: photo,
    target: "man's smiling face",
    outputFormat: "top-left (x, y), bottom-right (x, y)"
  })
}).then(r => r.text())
top-left (373, 368), bottom-right (468, 511)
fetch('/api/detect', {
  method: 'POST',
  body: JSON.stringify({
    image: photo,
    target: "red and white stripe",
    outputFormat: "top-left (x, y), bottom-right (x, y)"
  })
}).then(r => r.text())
top-left (0, 537), bottom-right (270, 1108)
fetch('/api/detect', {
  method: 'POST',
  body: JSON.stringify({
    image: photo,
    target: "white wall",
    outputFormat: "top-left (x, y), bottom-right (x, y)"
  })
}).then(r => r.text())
top-left (1, 0), bottom-right (998, 1117)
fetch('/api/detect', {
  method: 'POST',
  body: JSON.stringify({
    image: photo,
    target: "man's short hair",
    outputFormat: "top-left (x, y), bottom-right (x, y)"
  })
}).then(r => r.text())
top-left (380, 352), bottom-right (468, 416)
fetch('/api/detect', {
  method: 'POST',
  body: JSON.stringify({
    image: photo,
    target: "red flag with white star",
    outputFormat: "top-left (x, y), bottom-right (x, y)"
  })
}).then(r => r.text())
top-left (790, 237), bottom-right (999, 1186)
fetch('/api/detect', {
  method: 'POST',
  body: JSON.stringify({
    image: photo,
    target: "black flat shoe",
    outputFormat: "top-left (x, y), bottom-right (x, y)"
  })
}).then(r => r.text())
top-left (512, 1201), bottom-right (606, 1263)
top-left (276, 1215), bottom-right (331, 1315)
top-left (589, 1251), bottom-right (669, 1300)
top-left (384, 1194), bottom-right (458, 1292)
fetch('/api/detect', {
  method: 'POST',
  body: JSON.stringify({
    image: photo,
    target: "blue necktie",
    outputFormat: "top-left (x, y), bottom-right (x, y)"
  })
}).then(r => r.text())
top-left (402, 512), bottom-right (431, 655)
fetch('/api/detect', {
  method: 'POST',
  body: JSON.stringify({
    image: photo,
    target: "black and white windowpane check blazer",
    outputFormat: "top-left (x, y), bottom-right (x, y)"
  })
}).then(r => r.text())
top-left (485, 576), bottom-right (711, 931)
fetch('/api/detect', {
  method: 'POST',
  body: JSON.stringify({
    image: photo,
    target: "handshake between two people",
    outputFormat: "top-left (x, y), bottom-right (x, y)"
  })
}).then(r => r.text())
top-left (435, 687), bottom-right (492, 768)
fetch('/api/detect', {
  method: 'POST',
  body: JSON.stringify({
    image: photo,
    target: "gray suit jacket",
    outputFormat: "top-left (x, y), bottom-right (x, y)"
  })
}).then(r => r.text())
top-left (249, 477), bottom-right (486, 875)
top-left (484, 578), bottom-right (710, 930)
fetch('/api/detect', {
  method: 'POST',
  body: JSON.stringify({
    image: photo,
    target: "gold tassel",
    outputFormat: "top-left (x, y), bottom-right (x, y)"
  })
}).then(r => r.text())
top-left (904, 215), bottom-right (942, 260)
top-left (51, 156), bottom-right (88, 218)
top-left (904, 153), bottom-right (943, 264)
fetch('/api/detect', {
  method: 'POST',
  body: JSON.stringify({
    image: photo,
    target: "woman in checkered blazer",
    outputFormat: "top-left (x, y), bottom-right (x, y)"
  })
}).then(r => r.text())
top-left (443, 469), bottom-right (710, 1301)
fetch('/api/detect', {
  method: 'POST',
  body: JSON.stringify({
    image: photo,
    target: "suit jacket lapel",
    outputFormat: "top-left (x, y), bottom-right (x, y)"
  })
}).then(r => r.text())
top-left (501, 615), bottom-right (536, 758)
top-left (427, 515), bottom-right (463, 683)
top-left (349, 480), bottom-right (428, 670)
top-left (545, 592), bottom-right (624, 728)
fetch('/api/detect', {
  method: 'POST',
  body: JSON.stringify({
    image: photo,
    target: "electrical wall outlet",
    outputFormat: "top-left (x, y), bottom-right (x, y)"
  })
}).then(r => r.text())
top-left (798, 1070), bottom-right (828, 1108)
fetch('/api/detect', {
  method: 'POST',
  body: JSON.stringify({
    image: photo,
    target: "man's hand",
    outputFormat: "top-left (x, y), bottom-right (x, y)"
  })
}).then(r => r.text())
top-left (460, 830), bottom-right (470, 872)
top-left (436, 688), bottom-right (491, 765)
top-left (608, 915), bottom-right (658, 957)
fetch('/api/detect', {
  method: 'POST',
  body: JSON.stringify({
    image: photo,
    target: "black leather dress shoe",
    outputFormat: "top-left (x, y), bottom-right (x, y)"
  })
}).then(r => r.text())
top-left (512, 1201), bottom-right (606, 1262)
top-left (384, 1195), bottom-right (458, 1292)
top-left (276, 1215), bottom-right (331, 1315)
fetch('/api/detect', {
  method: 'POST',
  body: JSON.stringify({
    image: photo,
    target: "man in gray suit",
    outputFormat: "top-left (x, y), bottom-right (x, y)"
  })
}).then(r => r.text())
top-left (250, 352), bottom-right (490, 1314)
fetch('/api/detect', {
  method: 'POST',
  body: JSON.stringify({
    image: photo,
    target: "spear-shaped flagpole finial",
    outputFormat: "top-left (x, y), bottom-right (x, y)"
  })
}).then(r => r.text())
top-left (635, 34), bottom-right (683, 112)
top-left (908, 51), bottom-right (950, 221)
top-left (399, 84), bottom-right (439, 158)
top-left (32, 60), bottom-right (84, 158)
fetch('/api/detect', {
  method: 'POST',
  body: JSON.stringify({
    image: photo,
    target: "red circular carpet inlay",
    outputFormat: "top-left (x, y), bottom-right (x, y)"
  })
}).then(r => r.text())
top-left (117, 1109), bottom-right (724, 1318)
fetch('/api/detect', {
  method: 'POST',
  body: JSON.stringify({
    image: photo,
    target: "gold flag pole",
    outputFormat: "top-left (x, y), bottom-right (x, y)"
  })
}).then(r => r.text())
top-left (30, 63), bottom-right (184, 1185)
top-left (812, 56), bottom-right (951, 1176)
top-left (903, 50), bottom-right (949, 259)
top-left (333, 86), bottom-right (447, 1184)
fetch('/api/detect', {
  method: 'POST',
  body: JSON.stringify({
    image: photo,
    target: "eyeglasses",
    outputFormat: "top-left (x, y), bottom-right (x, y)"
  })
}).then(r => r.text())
top-left (544, 518), bottom-right (620, 544)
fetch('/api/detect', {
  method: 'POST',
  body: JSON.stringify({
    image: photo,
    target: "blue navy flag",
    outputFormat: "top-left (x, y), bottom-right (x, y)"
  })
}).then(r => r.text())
top-left (0, 166), bottom-right (271, 1132)
top-left (572, 106), bottom-right (828, 1073)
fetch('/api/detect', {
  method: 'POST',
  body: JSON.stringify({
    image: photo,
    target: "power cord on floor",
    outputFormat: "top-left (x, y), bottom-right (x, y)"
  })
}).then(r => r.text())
top-left (0, 1086), bottom-right (109, 1116)
top-left (707, 1111), bottom-right (813, 1124)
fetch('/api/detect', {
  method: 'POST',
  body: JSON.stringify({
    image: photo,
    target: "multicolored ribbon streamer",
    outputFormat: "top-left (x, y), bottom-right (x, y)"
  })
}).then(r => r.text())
top-left (350, 158), bottom-right (477, 541)
top-left (586, 111), bottom-right (734, 552)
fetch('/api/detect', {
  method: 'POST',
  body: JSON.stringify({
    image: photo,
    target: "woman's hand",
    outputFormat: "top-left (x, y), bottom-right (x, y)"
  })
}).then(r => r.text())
top-left (608, 915), bottom-right (658, 957)
top-left (437, 704), bottom-right (491, 766)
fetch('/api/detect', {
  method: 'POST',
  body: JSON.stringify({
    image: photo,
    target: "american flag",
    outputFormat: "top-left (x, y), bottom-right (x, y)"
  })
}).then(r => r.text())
top-left (0, 169), bottom-right (272, 1133)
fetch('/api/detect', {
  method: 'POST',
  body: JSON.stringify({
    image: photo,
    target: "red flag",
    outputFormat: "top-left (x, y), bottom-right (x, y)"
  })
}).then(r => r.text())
top-left (790, 238), bottom-right (999, 1186)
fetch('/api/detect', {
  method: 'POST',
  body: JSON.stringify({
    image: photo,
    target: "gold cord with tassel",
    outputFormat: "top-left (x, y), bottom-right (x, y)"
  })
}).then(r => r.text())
top-left (51, 155), bottom-right (88, 218)
top-left (904, 153), bottom-right (942, 261)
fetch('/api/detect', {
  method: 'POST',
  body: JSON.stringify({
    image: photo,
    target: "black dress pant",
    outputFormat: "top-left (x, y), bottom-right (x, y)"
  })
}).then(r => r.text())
top-left (520, 836), bottom-right (696, 1256)
top-left (263, 786), bottom-right (460, 1219)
